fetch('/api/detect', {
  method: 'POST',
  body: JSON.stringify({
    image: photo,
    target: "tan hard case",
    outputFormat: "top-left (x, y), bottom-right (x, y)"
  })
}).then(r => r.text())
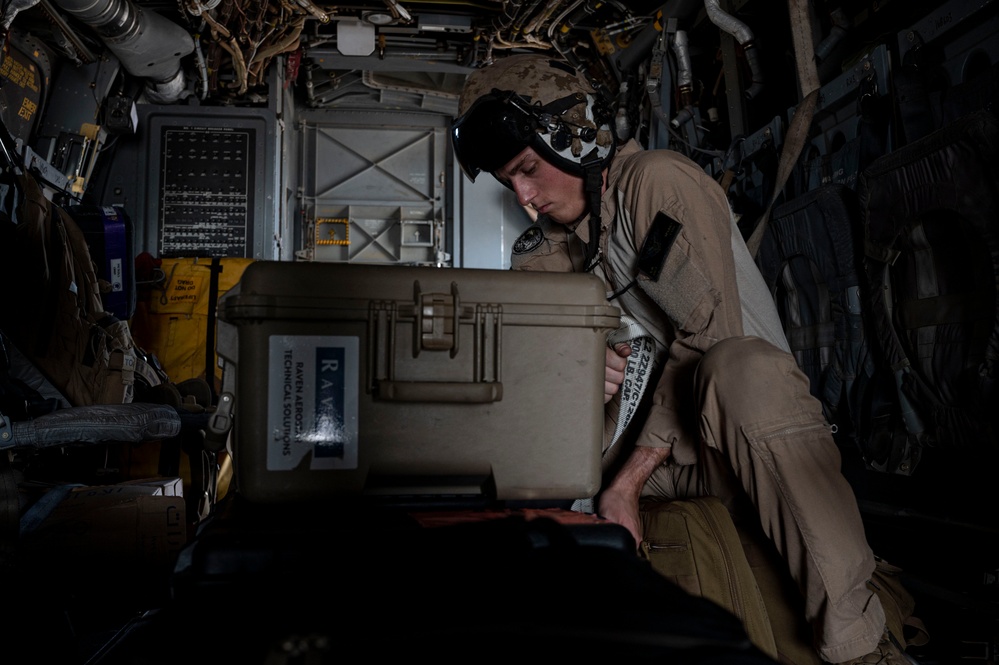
top-left (216, 261), bottom-right (620, 504)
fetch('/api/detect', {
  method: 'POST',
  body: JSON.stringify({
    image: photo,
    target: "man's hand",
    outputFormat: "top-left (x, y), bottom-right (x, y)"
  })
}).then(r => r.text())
top-left (597, 445), bottom-right (671, 549)
top-left (597, 484), bottom-right (643, 548)
top-left (604, 342), bottom-right (631, 404)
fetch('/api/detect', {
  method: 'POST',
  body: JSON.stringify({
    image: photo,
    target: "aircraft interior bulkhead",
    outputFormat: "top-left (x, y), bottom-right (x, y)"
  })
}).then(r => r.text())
top-left (0, 0), bottom-right (996, 663)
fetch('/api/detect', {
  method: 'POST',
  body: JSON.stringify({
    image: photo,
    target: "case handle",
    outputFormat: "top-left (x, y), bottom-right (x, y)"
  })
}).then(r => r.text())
top-left (378, 380), bottom-right (503, 403)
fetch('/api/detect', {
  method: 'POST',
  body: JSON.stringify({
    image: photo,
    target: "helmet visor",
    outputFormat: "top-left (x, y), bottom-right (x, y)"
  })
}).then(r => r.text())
top-left (452, 92), bottom-right (538, 182)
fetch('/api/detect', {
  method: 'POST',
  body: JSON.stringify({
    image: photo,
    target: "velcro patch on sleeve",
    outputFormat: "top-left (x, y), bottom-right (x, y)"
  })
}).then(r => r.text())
top-left (637, 212), bottom-right (682, 280)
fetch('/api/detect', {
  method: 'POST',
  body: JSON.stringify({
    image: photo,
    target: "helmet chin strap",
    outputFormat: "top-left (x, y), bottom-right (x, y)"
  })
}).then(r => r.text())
top-left (583, 163), bottom-right (604, 272)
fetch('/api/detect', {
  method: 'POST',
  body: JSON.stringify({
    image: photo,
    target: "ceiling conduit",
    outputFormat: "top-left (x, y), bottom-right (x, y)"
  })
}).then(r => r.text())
top-left (49, 0), bottom-right (195, 103)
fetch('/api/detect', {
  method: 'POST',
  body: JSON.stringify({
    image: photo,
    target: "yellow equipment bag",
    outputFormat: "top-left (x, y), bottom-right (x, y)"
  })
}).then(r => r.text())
top-left (129, 256), bottom-right (253, 513)
top-left (131, 256), bottom-right (254, 394)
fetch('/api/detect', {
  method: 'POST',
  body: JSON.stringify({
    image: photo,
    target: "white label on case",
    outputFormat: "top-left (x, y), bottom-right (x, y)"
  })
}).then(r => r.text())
top-left (267, 335), bottom-right (359, 471)
top-left (110, 258), bottom-right (123, 292)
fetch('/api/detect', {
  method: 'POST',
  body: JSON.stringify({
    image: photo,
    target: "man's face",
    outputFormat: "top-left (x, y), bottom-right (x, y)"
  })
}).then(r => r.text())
top-left (493, 145), bottom-right (586, 225)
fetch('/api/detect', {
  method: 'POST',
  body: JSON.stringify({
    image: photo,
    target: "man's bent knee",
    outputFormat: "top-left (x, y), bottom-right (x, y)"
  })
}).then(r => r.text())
top-left (696, 337), bottom-right (815, 416)
top-left (698, 337), bottom-right (791, 386)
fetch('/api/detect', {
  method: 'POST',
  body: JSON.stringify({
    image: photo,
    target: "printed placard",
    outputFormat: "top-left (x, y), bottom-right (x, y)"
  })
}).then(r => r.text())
top-left (267, 335), bottom-right (359, 471)
top-left (110, 257), bottom-right (124, 292)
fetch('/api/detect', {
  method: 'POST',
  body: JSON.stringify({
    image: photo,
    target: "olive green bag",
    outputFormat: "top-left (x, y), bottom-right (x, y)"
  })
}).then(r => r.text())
top-left (639, 496), bottom-right (822, 665)
top-left (640, 496), bottom-right (928, 664)
top-left (639, 496), bottom-right (792, 663)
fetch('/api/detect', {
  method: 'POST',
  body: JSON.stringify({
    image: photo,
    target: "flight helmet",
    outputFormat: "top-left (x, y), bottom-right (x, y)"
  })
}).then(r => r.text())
top-left (452, 54), bottom-right (616, 183)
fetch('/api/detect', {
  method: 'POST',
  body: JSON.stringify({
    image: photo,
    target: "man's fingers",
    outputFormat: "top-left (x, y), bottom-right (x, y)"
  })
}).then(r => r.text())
top-left (605, 343), bottom-right (632, 403)
top-left (606, 345), bottom-right (628, 371)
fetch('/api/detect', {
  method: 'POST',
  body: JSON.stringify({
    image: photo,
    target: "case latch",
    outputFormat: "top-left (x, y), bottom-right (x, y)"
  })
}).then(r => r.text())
top-left (366, 281), bottom-right (503, 403)
top-left (414, 280), bottom-right (462, 356)
top-left (419, 291), bottom-right (456, 352)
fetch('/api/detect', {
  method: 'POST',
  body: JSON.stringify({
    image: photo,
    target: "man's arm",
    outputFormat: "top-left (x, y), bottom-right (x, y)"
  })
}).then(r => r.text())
top-left (598, 445), bottom-right (670, 548)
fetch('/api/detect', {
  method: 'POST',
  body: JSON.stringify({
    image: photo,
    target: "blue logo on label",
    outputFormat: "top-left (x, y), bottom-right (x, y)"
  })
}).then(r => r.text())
top-left (315, 347), bottom-right (346, 458)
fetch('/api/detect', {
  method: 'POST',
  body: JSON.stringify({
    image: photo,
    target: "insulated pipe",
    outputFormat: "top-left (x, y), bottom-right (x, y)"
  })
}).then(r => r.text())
top-left (50, 0), bottom-right (194, 102)
top-left (704, 0), bottom-right (752, 44)
top-left (614, 81), bottom-right (631, 140)
top-left (704, 0), bottom-right (764, 100)
top-left (671, 29), bottom-right (693, 104)
top-left (669, 29), bottom-right (697, 134)
top-left (1, 0), bottom-right (42, 31)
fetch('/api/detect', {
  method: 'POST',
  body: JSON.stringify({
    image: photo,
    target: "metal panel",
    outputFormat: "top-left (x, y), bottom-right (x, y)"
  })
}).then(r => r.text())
top-left (297, 110), bottom-right (449, 265)
top-left (897, 0), bottom-right (999, 85)
top-left (456, 167), bottom-right (533, 270)
top-left (100, 104), bottom-right (281, 260)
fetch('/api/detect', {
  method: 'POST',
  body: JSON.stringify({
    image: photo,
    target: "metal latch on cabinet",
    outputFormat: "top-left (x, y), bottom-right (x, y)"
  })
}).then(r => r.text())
top-left (368, 280), bottom-right (503, 403)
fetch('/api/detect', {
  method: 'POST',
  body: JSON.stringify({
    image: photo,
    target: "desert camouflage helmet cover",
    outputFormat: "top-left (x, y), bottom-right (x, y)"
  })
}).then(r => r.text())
top-left (452, 54), bottom-right (615, 181)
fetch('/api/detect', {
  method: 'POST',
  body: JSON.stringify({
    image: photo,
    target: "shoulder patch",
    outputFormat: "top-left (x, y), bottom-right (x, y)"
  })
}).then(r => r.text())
top-left (513, 225), bottom-right (545, 254)
top-left (637, 213), bottom-right (682, 280)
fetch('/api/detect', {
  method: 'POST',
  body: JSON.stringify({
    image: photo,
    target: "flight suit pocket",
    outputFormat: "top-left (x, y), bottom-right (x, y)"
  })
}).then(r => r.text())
top-left (740, 416), bottom-right (868, 602)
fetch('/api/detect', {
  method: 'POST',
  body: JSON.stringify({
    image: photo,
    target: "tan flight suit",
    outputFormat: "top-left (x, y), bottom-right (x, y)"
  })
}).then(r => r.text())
top-left (511, 140), bottom-right (885, 663)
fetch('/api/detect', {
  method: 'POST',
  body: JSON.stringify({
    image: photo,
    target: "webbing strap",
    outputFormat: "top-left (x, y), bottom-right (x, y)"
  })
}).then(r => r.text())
top-left (788, 0), bottom-right (820, 98)
top-left (583, 166), bottom-right (604, 272)
top-left (746, 0), bottom-right (821, 258)
top-left (606, 317), bottom-right (658, 453)
top-left (204, 257), bottom-right (223, 404)
top-left (746, 89), bottom-right (819, 258)
top-left (572, 315), bottom-right (657, 514)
